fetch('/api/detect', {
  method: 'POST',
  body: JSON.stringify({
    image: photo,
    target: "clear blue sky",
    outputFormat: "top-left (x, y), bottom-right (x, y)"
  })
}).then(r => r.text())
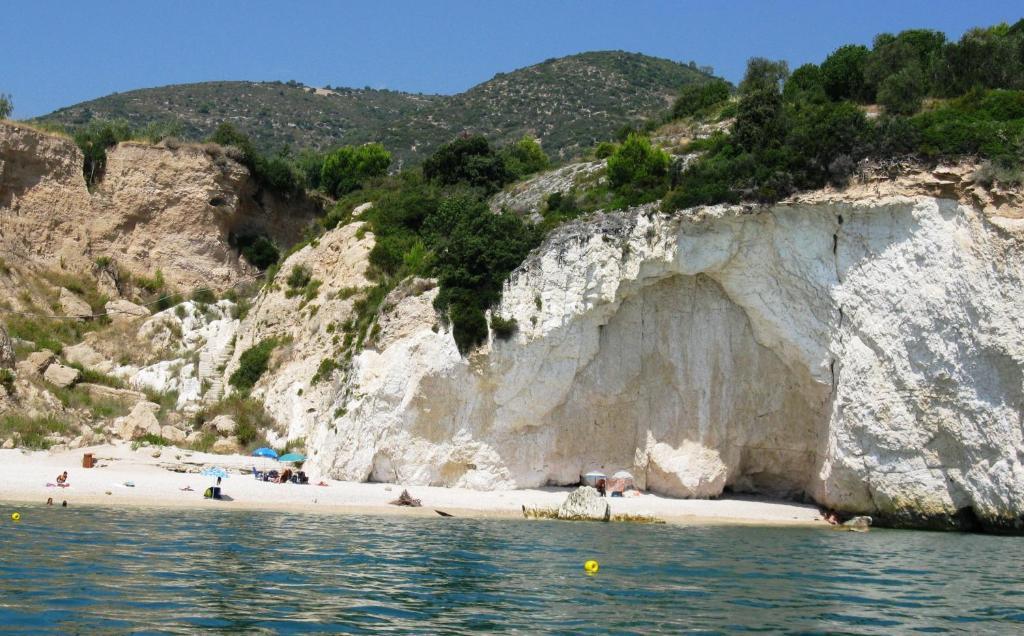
top-left (5, 0), bottom-right (1022, 119)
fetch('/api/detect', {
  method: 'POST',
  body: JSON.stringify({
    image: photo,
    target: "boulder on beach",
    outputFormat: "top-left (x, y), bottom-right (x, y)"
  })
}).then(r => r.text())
top-left (557, 486), bottom-right (610, 521)
top-left (115, 401), bottom-right (162, 440)
top-left (212, 436), bottom-right (241, 453)
top-left (208, 414), bottom-right (236, 436)
top-left (161, 425), bottom-right (187, 444)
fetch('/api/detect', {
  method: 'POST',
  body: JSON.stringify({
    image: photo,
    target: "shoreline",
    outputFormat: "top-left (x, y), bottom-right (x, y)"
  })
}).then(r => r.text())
top-left (0, 444), bottom-right (828, 528)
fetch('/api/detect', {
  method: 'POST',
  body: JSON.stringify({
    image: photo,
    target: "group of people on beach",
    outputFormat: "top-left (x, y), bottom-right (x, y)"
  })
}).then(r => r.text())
top-left (45, 470), bottom-right (70, 507)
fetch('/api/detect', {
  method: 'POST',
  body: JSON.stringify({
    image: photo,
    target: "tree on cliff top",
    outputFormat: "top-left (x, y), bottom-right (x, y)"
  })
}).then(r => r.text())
top-left (0, 94), bottom-right (12, 119)
top-left (320, 143), bottom-right (391, 198)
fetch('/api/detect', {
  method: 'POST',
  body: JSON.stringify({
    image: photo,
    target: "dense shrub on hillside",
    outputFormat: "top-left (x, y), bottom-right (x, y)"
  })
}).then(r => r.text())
top-left (228, 338), bottom-right (279, 393)
top-left (233, 234), bottom-right (280, 270)
top-left (672, 79), bottom-right (731, 119)
top-left (209, 123), bottom-right (303, 195)
top-left (739, 58), bottom-right (789, 96)
top-left (320, 143), bottom-right (391, 197)
top-left (74, 120), bottom-right (133, 186)
top-left (426, 196), bottom-right (539, 353)
top-left (422, 135), bottom-right (510, 193)
top-left (606, 134), bottom-right (671, 204)
top-left (662, 21), bottom-right (1024, 211)
top-left (501, 136), bottom-right (550, 179)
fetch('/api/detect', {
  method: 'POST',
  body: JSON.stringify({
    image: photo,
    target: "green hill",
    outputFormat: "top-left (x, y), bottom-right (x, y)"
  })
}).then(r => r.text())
top-left (37, 51), bottom-right (714, 164)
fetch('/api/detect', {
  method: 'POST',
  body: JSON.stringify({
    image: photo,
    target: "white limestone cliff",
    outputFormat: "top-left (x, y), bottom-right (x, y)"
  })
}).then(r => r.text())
top-left (241, 173), bottom-right (1024, 531)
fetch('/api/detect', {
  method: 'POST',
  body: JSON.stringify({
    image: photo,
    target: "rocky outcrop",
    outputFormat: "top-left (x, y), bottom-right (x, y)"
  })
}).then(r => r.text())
top-left (281, 174), bottom-right (1024, 532)
top-left (0, 327), bottom-right (14, 369)
top-left (105, 299), bottom-right (149, 322)
top-left (223, 222), bottom-right (374, 442)
top-left (132, 300), bottom-right (240, 410)
top-left (58, 288), bottom-right (92, 320)
top-left (43, 363), bottom-right (80, 388)
top-left (490, 160), bottom-right (604, 218)
top-left (557, 486), bottom-right (611, 521)
top-left (114, 401), bottom-right (162, 440)
top-left (16, 350), bottom-right (55, 377)
top-left (0, 122), bottom-right (319, 291)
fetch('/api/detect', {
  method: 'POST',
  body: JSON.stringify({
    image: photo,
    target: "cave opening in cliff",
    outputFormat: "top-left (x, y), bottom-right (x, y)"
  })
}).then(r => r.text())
top-left (545, 273), bottom-right (829, 499)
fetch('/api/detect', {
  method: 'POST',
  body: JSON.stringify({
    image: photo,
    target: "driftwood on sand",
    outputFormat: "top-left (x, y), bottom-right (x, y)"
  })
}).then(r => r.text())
top-left (389, 489), bottom-right (421, 507)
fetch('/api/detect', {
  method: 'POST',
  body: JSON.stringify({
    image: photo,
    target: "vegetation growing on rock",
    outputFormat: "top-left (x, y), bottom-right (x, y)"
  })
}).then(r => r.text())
top-left (661, 20), bottom-right (1024, 210)
top-left (229, 338), bottom-right (279, 392)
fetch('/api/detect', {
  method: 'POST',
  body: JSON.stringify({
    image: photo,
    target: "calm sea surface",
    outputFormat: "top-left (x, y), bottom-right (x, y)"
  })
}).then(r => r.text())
top-left (1, 503), bottom-right (1023, 634)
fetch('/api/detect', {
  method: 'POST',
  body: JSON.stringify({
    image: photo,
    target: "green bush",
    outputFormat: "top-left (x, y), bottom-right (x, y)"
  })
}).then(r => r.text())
top-left (490, 315), bottom-right (518, 340)
top-left (0, 93), bottom-right (12, 119)
top-left (194, 395), bottom-right (277, 452)
top-left (783, 64), bottom-right (827, 103)
top-left (606, 134), bottom-right (671, 204)
top-left (672, 79), bottom-right (732, 119)
top-left (209, 123), bottom-right (304, 195)
top-left (320, 143), bottom-right (391, 197)
top-left (286, 265), bottom-right (312, 291)
top-left (422, 135), bottom-right (510, 193)
top-left (739, 58), bottom-right (789, 96)
top-left (137, 433), bottom-right (170, 446)
top-left (878, 66), bottom-right (926, 115)
top-left (73, 120), bottom-right (133, 186)
top-left (191, 288), bottom-right (217, 304)
top-left (820, 45), bottom-right (872, 102)
top-left (427, 196), bottom-right (539, 353)
top-left (234, 234), bottom-right (280, 270)
top-left (311, 358), bottom-right (340, 384)
top-left (228, 338), bottom-right (279, 392)
top-left (594, 141), bottom-right (618, 159)
top-left (501, 136), bottom-right (550, 179)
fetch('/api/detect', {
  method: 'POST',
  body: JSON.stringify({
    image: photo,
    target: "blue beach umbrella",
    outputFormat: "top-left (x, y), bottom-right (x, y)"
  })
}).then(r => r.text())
top-left (201, 467), bottom-right (229, 479)
top-left (253, 447), bottom-right (279, 459)
top-left (278, 453), bottom-right (306, 463)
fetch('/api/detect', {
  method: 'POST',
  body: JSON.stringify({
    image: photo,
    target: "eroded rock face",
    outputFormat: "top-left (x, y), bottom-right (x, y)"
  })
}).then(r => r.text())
top-left (291, 192), bottom-right (1024, 531)
top-left (0, 327), bottom-right (14, 369)
top-left (0, 122), bottom-right (318, 291)
top-left (223, 222), bottom-right (374, 443)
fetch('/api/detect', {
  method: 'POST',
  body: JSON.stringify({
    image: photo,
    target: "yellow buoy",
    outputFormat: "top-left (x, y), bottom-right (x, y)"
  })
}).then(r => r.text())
top-left (11, 512), bottom-right (20, 522)
top-left (584, 559), bottom-right (599, 573)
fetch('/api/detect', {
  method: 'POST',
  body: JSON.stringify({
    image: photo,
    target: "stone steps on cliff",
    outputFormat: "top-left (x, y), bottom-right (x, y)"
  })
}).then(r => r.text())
top-left (198, 343), bottom-right (234, 402)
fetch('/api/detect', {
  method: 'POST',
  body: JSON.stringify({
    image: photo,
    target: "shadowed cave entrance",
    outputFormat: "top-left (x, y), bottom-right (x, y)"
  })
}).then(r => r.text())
top-left (543, 273), bottom-right (830, 499)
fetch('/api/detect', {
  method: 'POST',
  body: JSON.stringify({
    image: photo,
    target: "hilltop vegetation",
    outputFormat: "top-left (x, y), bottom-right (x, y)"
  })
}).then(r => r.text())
top-left (654, 21), bottom-right (1024, 209)
top-left (36, 51), bottom-right (714, 165)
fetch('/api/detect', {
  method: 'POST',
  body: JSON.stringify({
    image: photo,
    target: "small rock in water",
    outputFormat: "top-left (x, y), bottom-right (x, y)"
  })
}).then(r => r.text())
top-left (842, 515), bottom-right (872, 532)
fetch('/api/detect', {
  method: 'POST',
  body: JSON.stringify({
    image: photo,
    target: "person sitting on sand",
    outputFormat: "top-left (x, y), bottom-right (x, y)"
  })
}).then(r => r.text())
top-left (56, 471), bottom-right (68, 486)
top-left (277, 468), bottom-right (293, 483)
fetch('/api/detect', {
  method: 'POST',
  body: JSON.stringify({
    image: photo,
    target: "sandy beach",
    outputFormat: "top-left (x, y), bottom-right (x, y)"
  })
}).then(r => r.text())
top-left (0, 443), bottom-right (827, 526)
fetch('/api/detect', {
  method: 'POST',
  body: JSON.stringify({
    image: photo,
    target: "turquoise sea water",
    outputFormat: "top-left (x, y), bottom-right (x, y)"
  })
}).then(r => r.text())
top-left (1, 504), bottom-right (1023, 634)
